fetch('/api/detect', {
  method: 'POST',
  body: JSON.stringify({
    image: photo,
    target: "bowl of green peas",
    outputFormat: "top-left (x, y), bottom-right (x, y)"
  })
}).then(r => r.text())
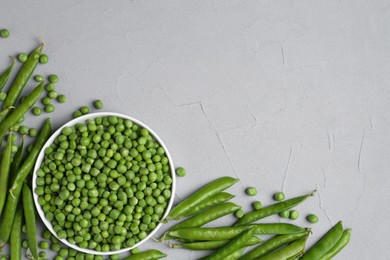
top-left (32, 112), bottom-right (176, 255)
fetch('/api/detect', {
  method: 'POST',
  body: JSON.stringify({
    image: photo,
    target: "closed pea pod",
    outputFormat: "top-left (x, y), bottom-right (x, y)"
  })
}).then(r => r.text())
top-left (3, 43), bottom-right (43, 110)
top-left (10, 206), bottom-right (23, 260)
top-left (122, 249), bottom-right (166, 260)
top-left (166, 176), bottom-right (239, 221)
top-left (0, 119), bottom-right (51, 246)
top-left (235, 191), bottom-right (316, 226)
top-left (239, 232), bottom-right (310, 260)
top-left (0, 133), bottom-right (13, 216)
top-left (320, 229), bottom-right (351, 260)
top-left (9, 136), bottom-right (24, 185)
top-left (169, 236), bottom-right (262, 250)
top-left (169, 202), bottom-right (241, 231)
top-left (257, 236), bottom-right (308, 260)
top-left (22, 183), bottom-right (38, 260)
top-left (0, 59), bottom-right (15, 91)
top-left (0, 82), bottom-right (44, 140)
top-left (301, 221), bottom-right (344, 260)
top-left (180, 192), bottom-right (235, 218)
top-left (225, 247), bottom-right (246, 260)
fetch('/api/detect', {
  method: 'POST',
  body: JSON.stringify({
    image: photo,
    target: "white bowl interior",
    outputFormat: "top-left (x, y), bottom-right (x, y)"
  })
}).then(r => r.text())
top-left (32, 112), bottom-right (176, 255)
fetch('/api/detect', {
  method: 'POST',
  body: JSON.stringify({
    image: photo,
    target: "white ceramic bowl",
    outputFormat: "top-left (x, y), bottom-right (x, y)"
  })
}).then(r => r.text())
top-left (32, 112), bottom-right (176, 255)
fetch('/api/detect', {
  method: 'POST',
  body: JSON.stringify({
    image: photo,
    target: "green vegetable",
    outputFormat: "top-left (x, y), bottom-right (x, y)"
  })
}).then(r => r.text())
top-left (289, 210), bottom-right (299, 220)
top-left (42, 97), bottom-right (51, 105)
top-left (39, 241), bottom-right (49, 249)
top-left (93, 100), bottom-right (103, 109)
top-left (22, 183), bottom-right (38, 260)
top-left (307, 214), bottom-right (319, 224)
top-left (48, 74), bottom-right (59, 83)
top-left (0, 92), bottom-right (7, 101)
top-left (10, 206), bottom-right (23, 260)
top-left (18, 53), bottom-right (28, 63)
top-left (44, 104), bottom-right (55, 113)
top-left (246, 187), bottom-right (257, 196)
top-left (39, 54), bottom-right (49, 64)
top-left (252, 201), bottom-right (262, 210)
top-left (45, 83), bottom-right (55, 92)
top-left (57, 95), bottom-right (66, 103)
top-left (170, 236), bottom-right (261, 250)
top-left (273, 192), bottom-right (285, 201)
top-left (235, 209), bottom-right (244, 219)
top-left (80, 106), bottom-right (90, 115)
top-left (0, 133), bottom-right (13, 216)
top-left (279, 210), bottom-right (290, 218)
top-left (0, 29), bottom-right (10, 38)
top-left (182, 192), bottom-right (235, 218)
top-left (0, 59), bottom-right (16, 91)
top-left (175, 167), bottom-right (186, 177)
top-left (320, 229), bottom-right (351, 260)
top-left (257, 237), bottom-right (307, 260)
top-left (32, 107), bottom-right (42, 115)
top-left (34, 75), bottom-right (43, 82)
top-left (122, 250), bottom-right (166, 260)
top-left (48, 91), bottom-right (58, 99)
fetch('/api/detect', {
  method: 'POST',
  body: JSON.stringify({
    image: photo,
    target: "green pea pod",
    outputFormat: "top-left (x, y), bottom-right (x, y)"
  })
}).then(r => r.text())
top-left (122, 249), bottom-right (167, 260)
top-left (180, 192), bottom-right (235, 219)
top-left (0, 118), bottom-right (51, 247)
top-left (239, 232), bottom-right (310, 259)
top-left (167, 223), bottom-right (306, 241)
top-left (9, 136), bottom-right (24, 185)
top-left (22, 183), bottom-right (38, 260)
top-left (202, 227), bottom-right (256, 260)
top-left (0, 107), bottom-right (14, 124)
top-left (0, 82), bottom-right (44, 140)
top-left (166, 176), bottom-right (239, 221)
top-left (169, 202), bottom-right (241, 231)
top-left (258, 237), bottom-right (308, 260)
top-left (319, 228), bottom-right (351, 260)
top-left (0, 132), bottom-right (14, 216)
top-left (301, 221), bottom-right (344, 260)
top-left (170, 236), bottom-right (262, 250)
top-left (226, 247), bottom-right (246, 260)
top-left (2, 43), bottom-right (43, 110)
top-left (0, 59), bottom-right (16, 91)
top-left (235, 191), bottom-right (316, 226)
top-left (10, 205), bottom-right (23, 260)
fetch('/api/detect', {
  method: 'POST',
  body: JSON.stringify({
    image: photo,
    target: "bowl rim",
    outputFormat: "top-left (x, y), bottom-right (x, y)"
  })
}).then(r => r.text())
top-left (32, 112), bottom-right (176, 255)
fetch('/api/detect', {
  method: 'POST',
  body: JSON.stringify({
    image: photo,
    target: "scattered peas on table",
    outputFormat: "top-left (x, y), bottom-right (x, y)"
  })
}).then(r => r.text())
top-left (307, 213), bottom-right (319, 224)
top-left (17, 53), bottom-right (28, 63)
top-left (39, 54), bottom-right (49, 64)
top-left (252, 201), bottom-right (262, 210)
top-left (273, 191), bottom-right (285, 201)
top-left (0, 28), bottom-right (10, 38)
top-left (57, 94), bottom-right (67, 103)
top-left (289, 210), bottom-right (299, 220)
top-left (246, 187), bottom-right (257, 196)
top-left (32, 106), bottom-right (42, 115)
top-left (48, 74), bottom-right (59, 83)
top-left (45, 83), bottom-right (55, 92)
top-left (93, 99), bottom-right (103, 109)
top-left (175, 167), bottom-right (186, 177)
top-left (34, 75), bottom-right (43, 82)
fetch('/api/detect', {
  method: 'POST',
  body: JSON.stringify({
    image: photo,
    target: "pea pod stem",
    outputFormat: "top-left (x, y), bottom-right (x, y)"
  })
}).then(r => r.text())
top-left (0, 133), bottom-right (13, 216)
top-left (166, 223), bottom-right (307, 241)
top-left (239, 231), bottom-right (310, 259)
top-left (0, 58), bottom-right (16, 91)
top-left (121, 249), bottom-right (167, 260)
top-left (319, 229), bottom-right (351, 260)
top-left (169, 202), bottom-right (241, 231)
top-left (235, 190), bottom-right (316, 226)
top-left (22, 183), bottom-right (38, 260)
top-left (169, 236), bottom-right (262, 250)
top-left (0, 119), bottom-right (51, 247)
top-left (166, 176), bottom-right (239, 221)
top-left (301, 221), bottom-right (344, 260)
top-left (0, 82), bottom-right (44, 140)
top-left (10, 205), bottom-right (22, 260)
top-left (2, 43), bottom-right (43, 110)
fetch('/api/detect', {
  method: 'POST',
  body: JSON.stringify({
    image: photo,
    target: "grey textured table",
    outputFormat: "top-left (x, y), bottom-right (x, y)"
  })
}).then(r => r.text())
top-left (1, 1), bottom-right (389, 259)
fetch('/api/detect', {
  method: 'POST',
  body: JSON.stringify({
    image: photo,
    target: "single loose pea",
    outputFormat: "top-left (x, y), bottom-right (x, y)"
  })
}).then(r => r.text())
top-left (0, 29), bottom-right (10, 38)
top-left (279, 210), bottom-right (290, 218)
top-left (39, 251), bottom-right (46, 257)
top-left (80, 106), bottom-right (90, 115)
top-left (51, 243), bottom-right (61, 252)
top-left (73, 111), bottom-right (82, 118)
top-left (252, 201), bottom-right (262, 210)
top-left (0, 91), bottom-right (7, 101)
top-left (234, 209), bottom-right (244, 218)
top-left (289, 210), bottom-right (299, 220)
top-left (22, 239), bottom-right (29, 248)
top-left (42, 97), bottom-right (51, 105)
top-left (29, 128), bottom-right (38, 137)
top-left (57, 94), bottom-right (66, 103)
top-left (39, 54), bottom-right (49, 64)
top-left (307, 214), bottom-right (319, 224)
top-left (32, 107), bottom-right (42, 115)
top-left (246, 187), bottom-right (257, 196)
top-left (18, 53), bottom-right (28, 63)
top-left (45, 104), bottom-right (55, 113)
top-left (110, 254), bottom-right (119, 260)
top-left (175, 167), bottom-right (186, 177)
top-left (39, 241), bottom-right (49, 249)
top-left (48, 74), bottom-right (59, 83)
top-left (45, 83), bottom-right (55, 92)
top-left (131, 247), bottom-right (139, 254)
top-left (43, 229), bottom-right (52, 240)
top-left (48, 91), bottom-right (58, 99)
top-left (93, 99), bottom-right (103, 109)
top-left (18, 125), bottom-right (29, 135)
top-left (274, 191), bottom-right (285, 201)
top-left (34, 75), bottom-right (44, 82)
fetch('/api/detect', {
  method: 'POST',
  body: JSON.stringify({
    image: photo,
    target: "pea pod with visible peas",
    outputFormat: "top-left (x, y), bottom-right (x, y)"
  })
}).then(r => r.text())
top-left (10, 206), bottom-right (23, 260)
top-left (0, 119), bottom-right (51, 247)
top-left (239, 231), bottom-right (310, 259)
top-left (301, 221), bottom-right (344, 260)
top-left (166, 176), bottom-right (239, 221)
top-left (235, 191), bottom-right (316, 226)
top-left (22, 183), bottom-right (38, 260)
top-left (2, 43), bottom-right (43, 110)
top-left (0, 82), bottom-right (44, 140)
top-left (320, 228), bottom-right (351, 260)
top-left (168, 202), bottom-right (241, 231)
top-left (180, 192), bottom-right (235, 218)
top-left (169, 236), bottom-right (262, 250)
top-left (0, 59), bottom-right (16, 91)
top-left (122, 249), bottom-right (166, 260)
top-left (258, 236), bottom-right (308, 260)
top-left (0, 133), bottom-right (13, 216)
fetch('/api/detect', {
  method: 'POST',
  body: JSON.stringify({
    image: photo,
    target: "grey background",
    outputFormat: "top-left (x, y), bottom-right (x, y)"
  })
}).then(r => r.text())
top-left (1, 0), bottom-right (389, 259)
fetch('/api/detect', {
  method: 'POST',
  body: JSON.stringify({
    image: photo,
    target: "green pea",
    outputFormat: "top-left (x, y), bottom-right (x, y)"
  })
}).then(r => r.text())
top-left (48, 91), bottom-right (58, 99)
top-left (34, 75), bottom-right (44, 82)
top-left (0, 29), bottom-right (10, 38)
top-left (42, 97), bottom-right (51, 105)
top-left (94, 99), bottom-right (103, 109)
top-left (176, 167), bottom-right (186, 177)
top-left (39, 251), bottom-right (46, 257)
top-left (73, 110), bottom-right (82, 118)
top-left (307, 214), bottom-right (319, 224)
top-left (48, 74), bottom-right (59, 83)
top-left (131, 247), bottom-right (139, 254)
top-left (18, 53), bottom-right (28, 63)
top-left (39, 241), bottom-right (49, 249)
top-left (274, 192), bottom-right (285, 201)
top-left (45, 104), bottom-right (55, 113)
top-left (80, 106), bottom-right (90, 115)
top-left (57, 94), bottom-right (67, 103)
top-left (0, 91), bottom-right (7, 101)
top-left (279, 210), bottom-right (290, 218)
top-left (18, 125), bottom-right (29, 135)
top-left (32, 106), bottom-right (42, 115)
top-left (252, 201), bottom-right (262, 210)
top-left (39, 54), bottom-right (49, 64)
top-left (246, 187), bottom-right (257, 196)
top-left (29, 128), bottom-right (38, 137)
top-left (235, 209), bottom-right (244, 218)
top-left (289, 210), bottom-right (299, 220)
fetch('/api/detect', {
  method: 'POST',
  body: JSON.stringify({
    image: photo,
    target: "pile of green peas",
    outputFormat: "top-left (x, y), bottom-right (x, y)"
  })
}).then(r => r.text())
top-left (35, 115), bottom-right (173, 252)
